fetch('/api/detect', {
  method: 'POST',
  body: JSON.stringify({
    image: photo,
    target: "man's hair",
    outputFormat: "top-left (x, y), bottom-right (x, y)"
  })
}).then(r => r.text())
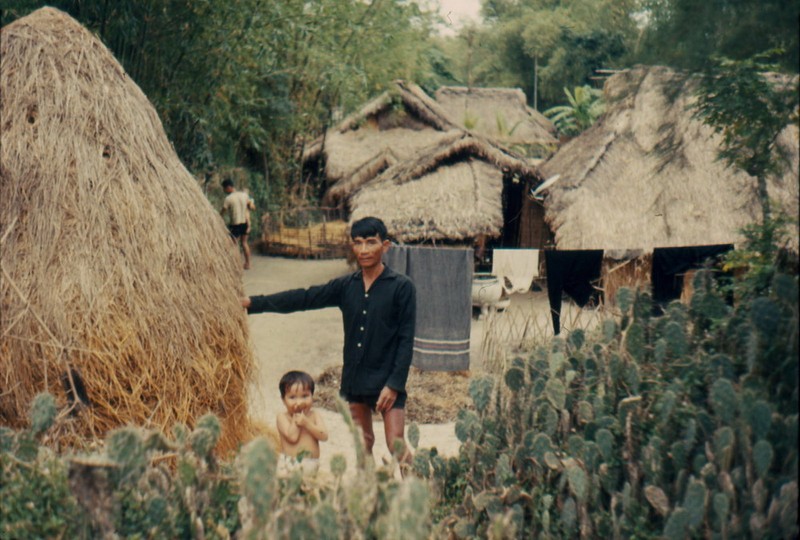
top-left (279, 370), bottom-right (315, 398)
top-left (350, 216), bottom-right (388, 241)
top-left (221, 178), bottom-right (234, 189)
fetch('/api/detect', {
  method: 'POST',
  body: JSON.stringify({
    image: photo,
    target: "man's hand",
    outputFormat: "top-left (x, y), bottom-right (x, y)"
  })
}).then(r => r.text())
top-left (241, 297), bottom-right (252, 309)
top-left (376, 386), bottom-right (398, 413)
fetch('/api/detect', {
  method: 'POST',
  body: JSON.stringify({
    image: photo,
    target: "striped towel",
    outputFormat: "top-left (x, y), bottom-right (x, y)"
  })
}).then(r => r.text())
top-left (385, 245), bottom-right (472, 371)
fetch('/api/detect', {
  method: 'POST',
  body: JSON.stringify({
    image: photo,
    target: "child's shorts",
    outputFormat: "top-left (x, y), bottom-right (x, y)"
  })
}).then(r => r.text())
top-left (277, 454), bottom-right (320, 477)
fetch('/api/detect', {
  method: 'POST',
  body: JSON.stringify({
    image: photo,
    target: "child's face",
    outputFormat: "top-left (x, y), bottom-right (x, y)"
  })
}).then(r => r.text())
top-left (282, 382), bottom-right (313, 414)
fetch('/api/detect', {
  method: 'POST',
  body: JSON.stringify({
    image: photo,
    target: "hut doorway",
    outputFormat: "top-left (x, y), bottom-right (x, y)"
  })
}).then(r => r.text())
top-left (500, 174), bottom-right (524, 247)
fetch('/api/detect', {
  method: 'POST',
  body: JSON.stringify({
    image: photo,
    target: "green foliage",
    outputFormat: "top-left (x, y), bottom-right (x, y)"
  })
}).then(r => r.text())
top-left (0, 404), bottom-right (430, 539)
top-left (544, 85), bottom-right (605, 136)
top-left (424, 264), bottom-right (799, 538)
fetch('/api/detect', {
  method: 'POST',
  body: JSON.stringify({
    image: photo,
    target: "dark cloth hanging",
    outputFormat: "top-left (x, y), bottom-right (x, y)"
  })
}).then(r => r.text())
top-left (544, 250), bottom-right (604, 335)
top-left (651, 245), bottom-right (733, 303)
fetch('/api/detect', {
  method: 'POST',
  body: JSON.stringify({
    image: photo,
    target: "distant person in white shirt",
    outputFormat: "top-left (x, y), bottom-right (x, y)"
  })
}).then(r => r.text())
top-left (220, 178), bottom-right (253, 270)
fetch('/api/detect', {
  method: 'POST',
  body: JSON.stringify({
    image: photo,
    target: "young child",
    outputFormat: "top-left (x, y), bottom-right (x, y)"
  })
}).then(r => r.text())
top-left (276, 370), bottom-right (328, 477)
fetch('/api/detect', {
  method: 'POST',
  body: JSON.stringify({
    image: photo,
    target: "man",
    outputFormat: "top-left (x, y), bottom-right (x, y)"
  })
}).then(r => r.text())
top-left (220, 178), bottom-right (253, 270)
top-left (242, 217), bottom-right (416, 462)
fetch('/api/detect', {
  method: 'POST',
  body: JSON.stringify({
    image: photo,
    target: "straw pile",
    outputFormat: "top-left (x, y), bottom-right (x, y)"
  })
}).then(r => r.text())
top-left (0, 8), bottom-right (254, 453)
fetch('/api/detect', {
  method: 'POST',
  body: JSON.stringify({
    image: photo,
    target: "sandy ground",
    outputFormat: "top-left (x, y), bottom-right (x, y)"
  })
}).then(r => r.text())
top-left (242, 254), bottom-right (601, 476)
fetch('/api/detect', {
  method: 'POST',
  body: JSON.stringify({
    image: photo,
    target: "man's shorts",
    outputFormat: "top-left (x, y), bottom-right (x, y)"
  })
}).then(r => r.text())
top-left (228, 223), bottom-right (248, 239)
top-left (341, 391), bottom-right (407, 412)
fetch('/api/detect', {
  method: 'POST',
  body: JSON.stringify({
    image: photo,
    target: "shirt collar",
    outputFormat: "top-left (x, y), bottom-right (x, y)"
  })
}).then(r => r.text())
top-left (353, 264), bottom-right (397, 281)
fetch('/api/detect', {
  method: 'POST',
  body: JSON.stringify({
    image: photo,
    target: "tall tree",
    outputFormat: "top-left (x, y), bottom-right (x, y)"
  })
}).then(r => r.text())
top-left (635, 0), bottom-right (800, 72)
top-left (444, 0), bottom-right (637, 111)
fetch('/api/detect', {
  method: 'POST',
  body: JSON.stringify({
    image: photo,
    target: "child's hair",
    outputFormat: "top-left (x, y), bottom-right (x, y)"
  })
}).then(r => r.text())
top-left (221, 178), bottom-right (234, 189)
top-left (350, 216), bottom-right (388, 241)
top-left (279, 370), bottom-right (315, 398)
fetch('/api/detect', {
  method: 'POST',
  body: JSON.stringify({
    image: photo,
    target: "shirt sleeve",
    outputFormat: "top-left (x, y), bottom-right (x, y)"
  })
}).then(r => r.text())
top-left (247, 277), bottom-right (344, 314)
top-left (385, 278), bottom-right (416, 393)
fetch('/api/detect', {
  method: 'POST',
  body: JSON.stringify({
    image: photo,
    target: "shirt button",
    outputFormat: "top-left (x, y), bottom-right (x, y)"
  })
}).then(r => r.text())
top-left (362, 310), bottom-right (367, 314)
top-left (360, 326), bottom-right (364, 331)
top-left (365, 293), bottom-right (369, 298)
top-left (357, 343), bottom-right (362, 347)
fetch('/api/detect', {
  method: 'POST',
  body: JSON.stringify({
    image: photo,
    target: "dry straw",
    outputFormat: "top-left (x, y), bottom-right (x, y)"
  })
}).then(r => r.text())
top-left (1, 8), bottom-right (254, 453)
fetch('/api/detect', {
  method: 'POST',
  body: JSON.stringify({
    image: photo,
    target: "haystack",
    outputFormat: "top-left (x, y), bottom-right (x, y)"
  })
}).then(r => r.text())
top-left (540, 65), bottom-right (799, 252)
top-left (303, 80), bottom-right (464, 205)
top-left (0, 8), bottom-right (253, 453)
top-left (434, 86), bottom-right (558, 151)
top-left (349, 132), bottom-right (543, 243)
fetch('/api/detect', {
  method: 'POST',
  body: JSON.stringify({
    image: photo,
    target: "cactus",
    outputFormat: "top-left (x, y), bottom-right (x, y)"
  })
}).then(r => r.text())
top-left (713, 426), bottom-right (735, 471)
top-left (576, 400), bottom-right (594, 425)
top-left (653, 338), bottom-right (667, 366)
top-left (712, 492), bottom-right (729, 530)
top-left (663, 321), bottom-right (688, 358)
top-left (747, 400), bottom-right (772, 441)
top-left (655, 390), bottom-right (676, 425)
top-left (566, 461), bottom-right (588, 502)
top-left (595, 428), bottom-right (614, 462)
top-left (616, 287), bottom-right (634, 314)
top-left (524, 432), bottom-right (554, 463)
top-left (106, 427), bottom-right (147, 483)
top-left (663, 508), bottom-right (690, 540)
top-left (644, 485), bottom-right (671, 517)
top-left (549, 351), bottom-right (566, 378)
top-left (683, 478), bottom-right (707, 529)
top-left (632, 290), bottom-right (653, 324)
top-left (710, 379), bottom-right (738, 425)
top-left (469, 377), bottom-right (493, 415)
top-left (749, 297), bottom-right (781, 338)
top-left (382, 479), bottom-right (430, 539)
top-left (560, 496), bottom-right (578, 535)
top-left (330, 454), bottom-right (346, 478)
top-left (28, 392), bottom-right (57, 437)
top-left (772, 273), bottom-right (798, 306)
top-left (407, 422), bottom-right (420, 450)
top-left (618, 396), bottom-right (641, 427)
top-left (623, 322), bottom-right (646, 362)
top-left (602, 319), bottom-right (618, 343)
top-left (544, 379), bottom-right (566, 410)
top-left (752, 439), bottom-right (773, 479)
top-left (238, 437), bottom-right (276, 520)
top-left (505, 366), bottom-right (525, 392)
top-left (670, 440), bottom-right (686, 470)
top-left (567, 328), bottom-right (585, 351)
top-left (709, 354), bottom-right (735, 380)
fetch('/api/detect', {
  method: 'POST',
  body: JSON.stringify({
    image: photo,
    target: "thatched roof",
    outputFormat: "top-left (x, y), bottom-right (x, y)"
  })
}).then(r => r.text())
top-left (303, 80), bottom-right (464, 203)
top-left (435, 86), bottom-right (558, 147)
top-left (540, 65), bottom-right (799, 252)
top-left (349, 133), bottom-right (543, 243)
top-left (0, 8), bottom-right (253, 452)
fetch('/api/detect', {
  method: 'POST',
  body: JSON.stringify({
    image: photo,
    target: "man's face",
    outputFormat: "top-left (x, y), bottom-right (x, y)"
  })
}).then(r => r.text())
top-left (351, 235), bottom-right (389, 269)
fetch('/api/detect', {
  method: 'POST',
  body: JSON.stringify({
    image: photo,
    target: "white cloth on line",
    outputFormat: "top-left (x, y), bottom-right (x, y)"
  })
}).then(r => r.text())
top-left (492, 249), bottom-right (540, 294)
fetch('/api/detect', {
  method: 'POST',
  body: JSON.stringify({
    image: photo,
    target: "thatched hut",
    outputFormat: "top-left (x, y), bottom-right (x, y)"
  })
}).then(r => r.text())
top-left (349, 132), bottom-right (543, 244)
top-left (0, 8), bottom-right (253, 452)
top-left (538, 65), bottom-right (799, 302)
top-left (434, 86), bottom-right (558, 153)
top-left (304, 80), bottom-right (463, 207)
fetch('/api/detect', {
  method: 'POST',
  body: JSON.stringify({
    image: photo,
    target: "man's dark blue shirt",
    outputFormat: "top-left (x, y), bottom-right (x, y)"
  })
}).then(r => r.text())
top-left (247, 265), bottom-right (416, 396)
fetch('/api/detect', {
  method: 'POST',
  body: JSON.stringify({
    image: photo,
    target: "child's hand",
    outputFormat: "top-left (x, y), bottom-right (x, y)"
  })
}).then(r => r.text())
top-left (293, 411), bottom-right (308, 427)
